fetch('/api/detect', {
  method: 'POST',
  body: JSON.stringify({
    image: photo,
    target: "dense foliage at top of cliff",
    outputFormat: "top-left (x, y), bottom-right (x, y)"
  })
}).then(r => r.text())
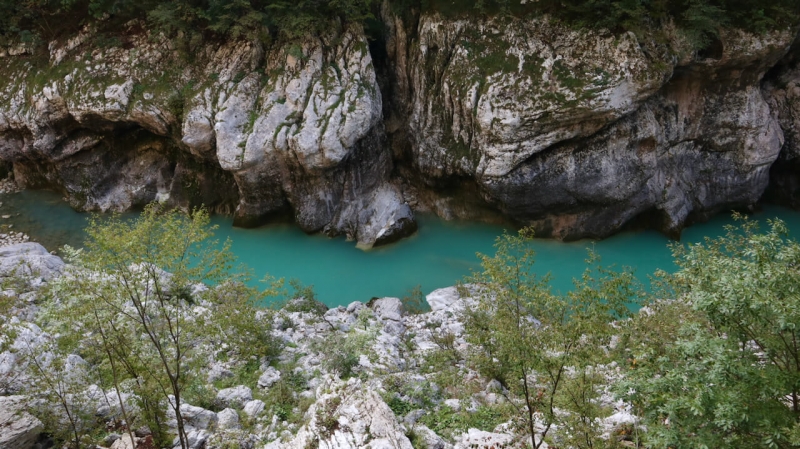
top-left (0, 0), bottom-right (375, 45)
top-left (0, 0), bottom-right (798, 49)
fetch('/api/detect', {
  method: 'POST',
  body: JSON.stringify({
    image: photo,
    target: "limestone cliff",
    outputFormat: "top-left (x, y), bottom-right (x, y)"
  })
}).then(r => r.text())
top-left (0, 12), bottom-right (799, 243)
top-left (385, 9), bottom-right (798, 238)
top-left (0, 22), bottom-right (414, 248)
top-left (764, 33), bottom-right (800, 208)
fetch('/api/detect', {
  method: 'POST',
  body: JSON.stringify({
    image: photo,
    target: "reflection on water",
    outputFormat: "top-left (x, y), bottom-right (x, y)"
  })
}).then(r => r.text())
top-left (4, 189), bottom-right (800, 307)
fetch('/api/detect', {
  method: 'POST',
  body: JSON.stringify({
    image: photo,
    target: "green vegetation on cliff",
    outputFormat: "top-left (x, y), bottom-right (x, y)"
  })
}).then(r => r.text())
top-left (420, 0), bottom-right (799, 44)
top-left (0, 0), bottom-right (797, 50)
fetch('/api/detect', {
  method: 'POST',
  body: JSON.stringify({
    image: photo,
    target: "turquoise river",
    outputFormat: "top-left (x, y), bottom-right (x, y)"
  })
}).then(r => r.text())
top-left (4, 189), bottom-right (800, 307)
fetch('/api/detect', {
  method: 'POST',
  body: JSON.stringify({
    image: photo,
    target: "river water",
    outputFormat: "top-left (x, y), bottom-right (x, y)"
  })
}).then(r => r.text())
top-left (4, 189), bottom-right (800, 307)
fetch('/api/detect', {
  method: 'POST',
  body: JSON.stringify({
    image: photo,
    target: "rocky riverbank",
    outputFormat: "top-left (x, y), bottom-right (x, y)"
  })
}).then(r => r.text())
top-left (0, 178), bottom-right (30, 247)
top-left (0, 242), bottom-right (635, 449)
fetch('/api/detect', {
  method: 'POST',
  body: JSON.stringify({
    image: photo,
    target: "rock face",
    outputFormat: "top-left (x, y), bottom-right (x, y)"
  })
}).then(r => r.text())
top-left (1, 13), bottom-right (800, 243)
top-left (764, 33), bottom-right (800, 207)
top-left (384, 10), bottom-right (798, 238)
top-left (0, 22), bottom-right (414, 248)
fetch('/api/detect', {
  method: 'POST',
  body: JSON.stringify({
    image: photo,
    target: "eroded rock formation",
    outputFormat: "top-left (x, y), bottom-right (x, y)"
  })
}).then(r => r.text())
top-left (0, 23), bottom-right (413, 248)
top-left (0, 11), bottom-right (799, 243)
top-left (385, 10), bottom-right (799, 238)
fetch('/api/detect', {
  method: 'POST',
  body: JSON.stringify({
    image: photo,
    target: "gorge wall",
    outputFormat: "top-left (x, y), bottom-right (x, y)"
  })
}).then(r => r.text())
top-left (0, 8), bottom-right (798, 245)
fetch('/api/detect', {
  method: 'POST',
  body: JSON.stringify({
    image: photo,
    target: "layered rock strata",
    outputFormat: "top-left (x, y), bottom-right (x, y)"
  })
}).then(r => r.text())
top-left (764, 33), bottom-right (800, 207)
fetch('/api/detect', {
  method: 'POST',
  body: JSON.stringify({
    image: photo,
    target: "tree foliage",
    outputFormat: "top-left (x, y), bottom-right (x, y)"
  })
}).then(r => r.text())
top-left (620, 216), bottom-right (800, 449)
top-left (463, 229), bottom-right (643, 448)
top-left (0, 0), bottom-right (375, 45)
top-left (35, 204), bottom-right (278, 448)
top-left (0, 0), bottom-right (796, 49)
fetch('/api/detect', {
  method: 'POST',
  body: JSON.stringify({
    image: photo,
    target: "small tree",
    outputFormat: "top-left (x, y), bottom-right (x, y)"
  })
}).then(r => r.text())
top-left (41, 204), bottom-right (277, 448)
top-left (621, 216), bottom-right (800, 449)
top-left (463, 229), bottom-right (640, 449)
top-left (12, 326), bottom-right (100, 448)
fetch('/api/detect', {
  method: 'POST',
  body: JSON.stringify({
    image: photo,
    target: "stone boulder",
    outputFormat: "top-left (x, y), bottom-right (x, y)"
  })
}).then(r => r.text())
top-left (411, 424), bottom-right (453, 449)
top-left (216, 385), bottom-right (253, 409)
top-left (243, 399), bottom-right (265, 418)
top-left (0, 395), bottom-right (42, 449)
top-left (266, 380), bottom-right (414, 449)
top-left (258, 367), bottom-right (281, 389)
top-left (453, 429), bottom-right (514, 449)
top-left (425, 287), bottom-right (463, 313)
top-left (0, 243), bottom-right (64, 280)
top-left (216, 408), bottom-right (241, 430)
top-left (178, 404), bottom-right (218, 430)
top-left (371, 297), bottom-right (405, 337)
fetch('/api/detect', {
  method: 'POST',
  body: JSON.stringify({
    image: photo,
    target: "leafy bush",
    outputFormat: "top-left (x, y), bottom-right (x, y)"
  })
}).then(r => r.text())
top-left (36, 204), bottom-right (279, 449)
top-left (321, 321), bottom-right (377, 379)
top-left (620, 216), bottom-right (800, 449)
top-left (402, 285), bottom-right (430, 315)
top-left (462, 229), bottom-right (642, 449)
top-left (417, 404), bottom-right (511, 438)
top-left (271, 278), bottom-right (328, 315)
top-left (0, 0), bottom-right (375, 47)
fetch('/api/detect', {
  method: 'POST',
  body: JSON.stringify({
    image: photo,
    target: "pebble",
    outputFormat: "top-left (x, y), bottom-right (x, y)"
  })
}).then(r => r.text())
top-left (0, 178), bottom-right (19, 194)
top-left (0, 177), bottom-right (27, 247)
top-left (0, 230), bottom-right (29, 247)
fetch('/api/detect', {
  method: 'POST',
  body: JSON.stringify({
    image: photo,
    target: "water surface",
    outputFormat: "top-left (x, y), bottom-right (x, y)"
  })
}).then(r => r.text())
top-left (4, 189), bottom-right (800, 307)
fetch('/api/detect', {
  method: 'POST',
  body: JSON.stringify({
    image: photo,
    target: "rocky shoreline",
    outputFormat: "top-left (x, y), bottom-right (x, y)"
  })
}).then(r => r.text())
top-left (0, 241), bottom-right (635, 449)
top-left (0, 179), bottom-right (31, 247)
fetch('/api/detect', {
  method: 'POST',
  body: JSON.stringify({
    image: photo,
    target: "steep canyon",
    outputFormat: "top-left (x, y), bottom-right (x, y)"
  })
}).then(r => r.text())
top-left (0, 7), bottom-right (799, 245)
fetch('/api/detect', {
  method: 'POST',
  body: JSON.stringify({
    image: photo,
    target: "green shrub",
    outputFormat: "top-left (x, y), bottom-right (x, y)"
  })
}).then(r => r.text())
top-left (620, 216), bottom-right (800, 449)
top-left (401, 285), bottom-right (430, 315)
